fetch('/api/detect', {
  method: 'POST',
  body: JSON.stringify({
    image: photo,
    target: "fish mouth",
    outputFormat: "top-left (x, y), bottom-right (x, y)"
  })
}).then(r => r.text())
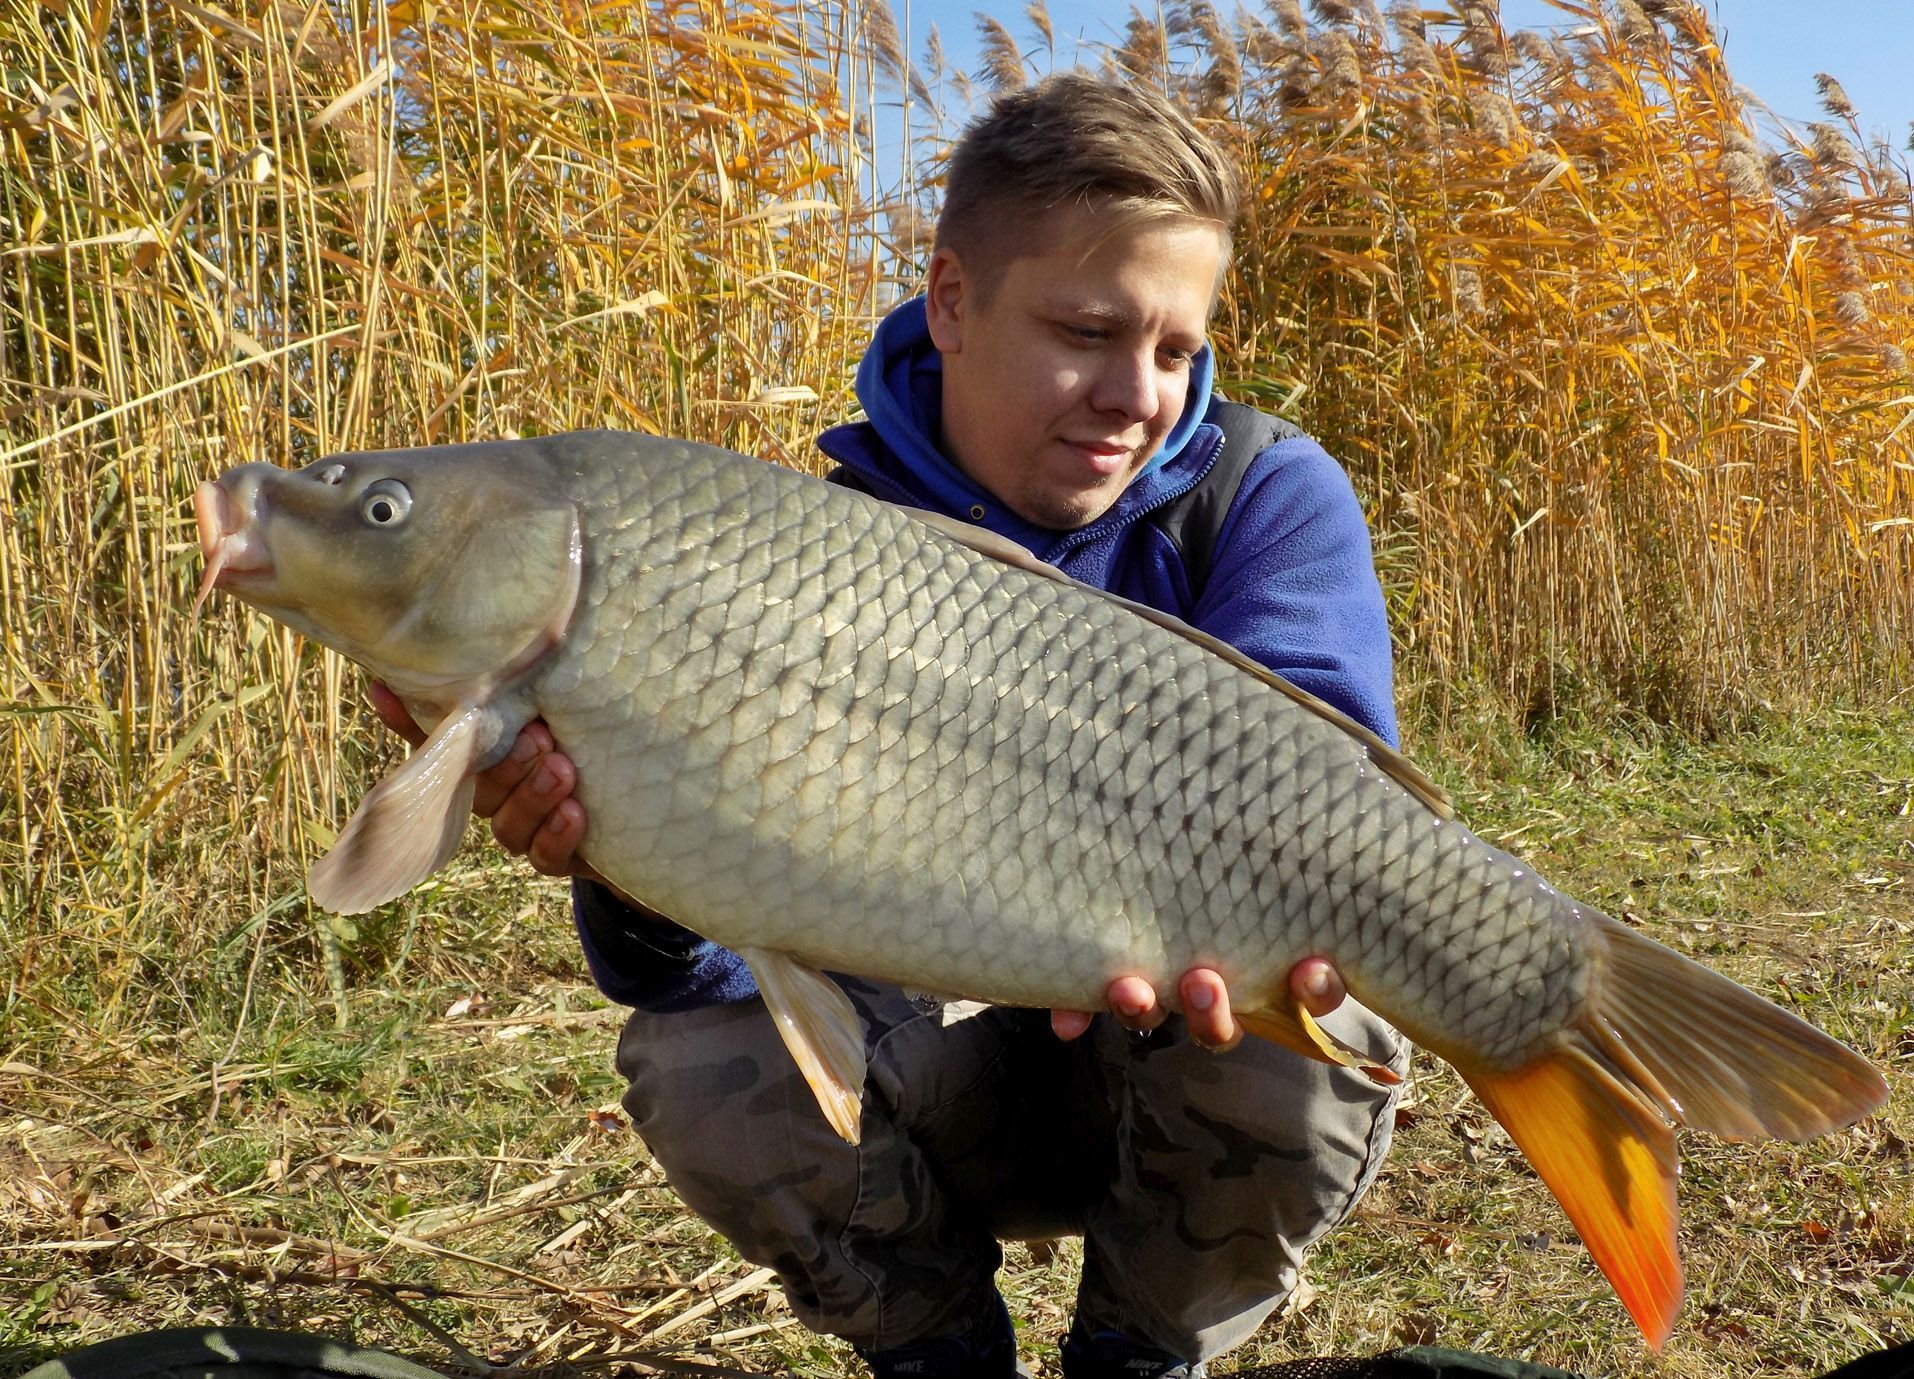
top-left (192, 480), bottom-right (273, 619)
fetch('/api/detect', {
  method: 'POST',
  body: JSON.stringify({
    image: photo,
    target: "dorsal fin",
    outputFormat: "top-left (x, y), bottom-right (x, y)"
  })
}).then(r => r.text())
top-left (897, 506), bottom-right (1453, 821)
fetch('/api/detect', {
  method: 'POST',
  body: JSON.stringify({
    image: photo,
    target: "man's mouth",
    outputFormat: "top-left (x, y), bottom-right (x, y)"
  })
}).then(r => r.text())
top-left (192, 480), bottom-right (273, 618)
top-left (1064, 438), bottom-right (1134, 476)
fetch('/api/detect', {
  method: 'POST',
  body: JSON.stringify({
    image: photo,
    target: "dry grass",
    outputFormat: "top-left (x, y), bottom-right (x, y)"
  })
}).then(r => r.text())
top-left (3, 708), bottom-right (1908, 1377)
top-left (3, 0), bottom-right (1911, 1374)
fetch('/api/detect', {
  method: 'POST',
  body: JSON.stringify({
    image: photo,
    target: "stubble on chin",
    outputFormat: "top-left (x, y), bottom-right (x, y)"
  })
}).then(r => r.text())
top-left (1017, 487), bottom-right (1117, 532)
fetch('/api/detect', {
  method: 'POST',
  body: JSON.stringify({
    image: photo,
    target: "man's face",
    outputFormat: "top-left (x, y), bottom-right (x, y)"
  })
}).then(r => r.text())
top-left (925, 203), bottom-right (1227, 531)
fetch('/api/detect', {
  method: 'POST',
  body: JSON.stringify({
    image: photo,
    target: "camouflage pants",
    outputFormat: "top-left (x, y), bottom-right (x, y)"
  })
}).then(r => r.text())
top-left (615, 978), bottom-right (1407, 1364)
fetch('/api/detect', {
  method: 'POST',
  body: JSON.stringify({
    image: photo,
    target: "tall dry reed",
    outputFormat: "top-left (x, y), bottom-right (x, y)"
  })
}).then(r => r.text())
top-left (1193, 0), bottom-right (1913, 727)
top-left (4, 0), bottom-right (1911, 1028)
top-left (1, 0), bottom-right (895, 1025)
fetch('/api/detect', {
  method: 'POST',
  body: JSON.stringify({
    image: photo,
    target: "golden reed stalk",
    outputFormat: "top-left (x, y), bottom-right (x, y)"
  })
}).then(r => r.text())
top-left (2, 0), bottom-right (1908, 1013)
top-left (1, 0), bottom-right (888, 1010)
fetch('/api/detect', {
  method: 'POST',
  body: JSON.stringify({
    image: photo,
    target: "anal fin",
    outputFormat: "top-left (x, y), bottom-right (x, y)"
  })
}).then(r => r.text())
top-left (308, 703), bottom-right (485, 914)
top-left (739, 947), bottom-right (868, 1145)
top-left (1463, 1044), bottom-right (1682, 1348)
top-left (1239, 999), bottom-right (1403, 1086)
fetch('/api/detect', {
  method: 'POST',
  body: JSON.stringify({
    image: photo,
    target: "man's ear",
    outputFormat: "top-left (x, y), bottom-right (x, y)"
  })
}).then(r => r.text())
top-left (924, 247), bottom-right (966, 355)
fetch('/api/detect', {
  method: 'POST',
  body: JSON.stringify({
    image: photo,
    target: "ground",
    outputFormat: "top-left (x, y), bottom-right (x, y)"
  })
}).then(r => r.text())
top-left (3, 704), bottom-right (1909, 1378)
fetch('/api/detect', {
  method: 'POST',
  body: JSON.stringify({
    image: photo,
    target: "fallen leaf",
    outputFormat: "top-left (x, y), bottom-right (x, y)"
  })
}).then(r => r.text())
top-left (1395, 1311), bottom-right (1442, 1347)
top-left (1278, 1276), bottom-right (1319, 1317)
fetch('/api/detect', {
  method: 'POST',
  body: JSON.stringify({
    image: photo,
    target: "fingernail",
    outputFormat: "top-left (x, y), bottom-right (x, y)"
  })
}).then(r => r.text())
top-left (1185, 983), bottom-right (1214, 1012)
top-left (1303, 967), bottom-right (1331, 998)
top-left (511, 735), bottom-right (540, 764)
top-left (1115, 997), bottom-right (1146, 1019)
top-left (533, 761), bottom-right (560, 793)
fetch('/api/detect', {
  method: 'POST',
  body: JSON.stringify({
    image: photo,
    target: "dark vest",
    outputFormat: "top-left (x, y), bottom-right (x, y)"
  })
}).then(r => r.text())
top-left (1148, 398), bottom-right (1309, 602)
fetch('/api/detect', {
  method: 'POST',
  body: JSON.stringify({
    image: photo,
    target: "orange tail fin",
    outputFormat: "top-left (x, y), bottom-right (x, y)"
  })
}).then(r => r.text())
top-left (1459, 911), bottom-right (1887, 1347)
top-left (1463, 1047), bottom-right (1683, 1348)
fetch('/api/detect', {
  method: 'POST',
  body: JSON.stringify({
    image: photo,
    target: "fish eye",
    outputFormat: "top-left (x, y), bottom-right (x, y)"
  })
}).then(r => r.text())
top-left (360, 481), bottom-right (412, 527)
top-left (316, 463), bottom-right (347, 485)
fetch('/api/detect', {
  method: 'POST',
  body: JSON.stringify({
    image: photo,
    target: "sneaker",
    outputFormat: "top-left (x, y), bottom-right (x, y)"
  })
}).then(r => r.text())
top-left (1059, 1319), bottom-right (1206, 1378)
top-left (858, 1293), bottom-right (1030, 1378)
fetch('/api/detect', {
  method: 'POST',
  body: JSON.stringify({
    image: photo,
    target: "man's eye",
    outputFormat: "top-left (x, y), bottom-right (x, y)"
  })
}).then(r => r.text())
top-left (1066, 324), bottom-right (1108, 342)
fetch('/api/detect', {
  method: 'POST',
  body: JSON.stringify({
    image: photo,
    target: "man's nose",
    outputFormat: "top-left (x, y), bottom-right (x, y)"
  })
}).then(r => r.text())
top-left (1089, 347), bottom-right (1157, 421)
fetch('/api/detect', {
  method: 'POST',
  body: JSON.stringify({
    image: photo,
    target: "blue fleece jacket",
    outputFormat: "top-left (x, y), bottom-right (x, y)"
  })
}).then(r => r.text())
top-left (572, 296), bottom-right (1398, 1010)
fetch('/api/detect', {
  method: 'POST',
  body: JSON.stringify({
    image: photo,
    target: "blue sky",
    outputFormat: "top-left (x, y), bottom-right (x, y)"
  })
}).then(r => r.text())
top-left (1499, 0), bottom-right (1912, 146)
top-left (895, 1), bottom-right (1914, 152)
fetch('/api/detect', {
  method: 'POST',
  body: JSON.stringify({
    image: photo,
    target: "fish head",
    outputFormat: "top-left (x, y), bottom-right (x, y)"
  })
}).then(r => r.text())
top-left (194, 446), bottom-right (580, 694)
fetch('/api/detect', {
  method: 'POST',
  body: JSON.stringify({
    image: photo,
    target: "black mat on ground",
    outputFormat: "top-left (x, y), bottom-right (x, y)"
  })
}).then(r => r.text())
top-left (1227, 1346), bottom-right (1583, 1378)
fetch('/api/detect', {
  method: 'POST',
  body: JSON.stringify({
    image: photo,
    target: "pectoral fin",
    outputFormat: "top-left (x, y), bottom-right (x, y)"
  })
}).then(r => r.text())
top-left (1238, 999), bottom-right (1403, 1086)
top-left (739, 947), bottom-right (868, 1144)
top-left (308, 704), bottom-right (485, 914)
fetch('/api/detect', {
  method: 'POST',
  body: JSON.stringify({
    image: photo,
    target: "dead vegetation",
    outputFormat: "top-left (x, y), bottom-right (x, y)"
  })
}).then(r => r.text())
top-left (4, 711), bottom-right (1908, 1377)
top-left (2, 0), bottom-right (1911, 1374)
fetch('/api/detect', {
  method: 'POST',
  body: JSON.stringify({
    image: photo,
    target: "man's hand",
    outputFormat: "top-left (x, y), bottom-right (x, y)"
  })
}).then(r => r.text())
top-left (367, 681), bottom-right (602, 884)
top-left (1049, 958), bottom-right (1346, 1051)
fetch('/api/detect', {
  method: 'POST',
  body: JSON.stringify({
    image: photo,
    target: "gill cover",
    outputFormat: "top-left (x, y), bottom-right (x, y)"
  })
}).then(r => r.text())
top-left (286, 450), bottom-right (581, 687)
top-left (201, 448), bottom-right (579, 690)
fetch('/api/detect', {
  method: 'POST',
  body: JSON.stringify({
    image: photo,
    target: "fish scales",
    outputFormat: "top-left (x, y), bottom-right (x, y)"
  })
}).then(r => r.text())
top-left (538, 438), bottom-right (1583, 1064)
top-left (194, 428), bottom-right (1889, 1346)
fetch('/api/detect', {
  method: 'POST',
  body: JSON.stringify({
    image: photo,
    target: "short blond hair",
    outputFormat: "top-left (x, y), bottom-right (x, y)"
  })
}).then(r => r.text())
top-left (935, 73), bottom-right (1241, 298)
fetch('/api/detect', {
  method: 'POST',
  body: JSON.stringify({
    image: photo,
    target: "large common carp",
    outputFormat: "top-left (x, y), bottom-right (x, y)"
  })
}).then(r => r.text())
top-left (195, 430), bottom-right (1887, 1345)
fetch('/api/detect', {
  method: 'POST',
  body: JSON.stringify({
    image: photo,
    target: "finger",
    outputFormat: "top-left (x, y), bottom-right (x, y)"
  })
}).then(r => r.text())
top-left (489, 749), bottom-right (578, 859)
top-left (524, 798), bottom-right (588, 878)
top-left (368, 680), bottom-right (425, 747)
top-left (1050, 1008), bottom-right (1094, 1042)
top-left (1180, 968), bottom-right (1242, 1052)
top-left (472, 722), bottom-right (556, 819)
top-left (1105, 975), bottom-right (1166, 1033)
top-left (1289, 957), bottom-right (1347, 1018)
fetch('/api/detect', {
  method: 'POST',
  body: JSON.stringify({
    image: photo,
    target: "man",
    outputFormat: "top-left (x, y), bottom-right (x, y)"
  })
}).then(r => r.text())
top-left (376, 73), bottom-right (1405, 1378)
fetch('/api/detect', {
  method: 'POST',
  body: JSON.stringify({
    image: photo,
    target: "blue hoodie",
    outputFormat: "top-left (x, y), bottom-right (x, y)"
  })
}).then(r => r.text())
top-left (572, 296), bottom-right (1398, 1011)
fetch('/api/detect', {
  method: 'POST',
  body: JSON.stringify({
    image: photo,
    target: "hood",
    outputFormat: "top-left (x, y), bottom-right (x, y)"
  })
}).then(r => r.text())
top-left (828, 295), bottom-right (1219, 556)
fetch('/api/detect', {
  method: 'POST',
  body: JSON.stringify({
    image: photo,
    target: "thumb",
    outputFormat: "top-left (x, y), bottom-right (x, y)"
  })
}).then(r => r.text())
top-left (368, 680), bottom-right (426, 747)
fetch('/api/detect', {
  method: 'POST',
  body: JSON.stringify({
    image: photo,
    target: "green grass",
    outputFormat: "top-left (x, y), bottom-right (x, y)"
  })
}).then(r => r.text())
top-left (1234, 702), bottom-right (1913, 1376)
top-left (3, 703), bottom-right (1909, 1378)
